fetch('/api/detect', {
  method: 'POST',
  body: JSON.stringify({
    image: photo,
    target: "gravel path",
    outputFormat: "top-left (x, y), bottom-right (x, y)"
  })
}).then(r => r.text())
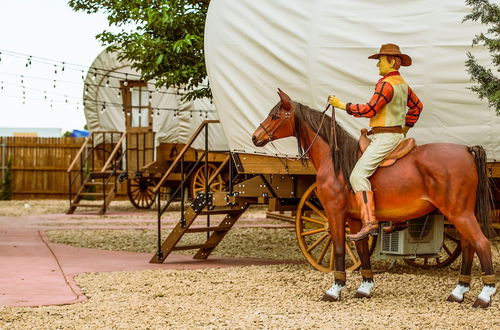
top-left (1, 264), bottom-right (499, 329)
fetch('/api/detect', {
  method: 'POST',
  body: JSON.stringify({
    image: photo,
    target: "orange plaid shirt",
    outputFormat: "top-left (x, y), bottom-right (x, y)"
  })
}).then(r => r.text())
top-left (345, 71), bottom-right (423, 127)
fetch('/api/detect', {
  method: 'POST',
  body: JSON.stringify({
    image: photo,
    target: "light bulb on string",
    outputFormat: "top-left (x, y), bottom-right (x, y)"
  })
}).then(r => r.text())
top-left (26, 56), bottom-right (32, 67)
top-left (54, 64), bottom-right (58, 75)
top-left (81, 70), bottom-right (85, 81)
top-left (156, 109), bottom-right (160, 116)
top-left (92, 69), bottom-right (97, 80)
top-left (85, 84), bottom-right (88, 95)
top-left (44, 90), bottom-right (47, 100)
top-left (53, 80), bottom-right (56, 89)
top-left (65, 95), bottom-right (68, 103)
top-left (124, 74), bottom-right (128, 86)
top-left (190, 111), bottom-right (193, 118)
top-left (117, 90), bottom-right (121, 97)
top-left (61, 62), bottom-right (65, 72)
top-left (105, 76), bottom-right (109, 87)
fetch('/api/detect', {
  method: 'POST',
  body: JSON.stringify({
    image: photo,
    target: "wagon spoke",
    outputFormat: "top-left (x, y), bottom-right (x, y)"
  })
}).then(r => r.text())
top-left (444, 233), bottom-right (459, 243)
top-left (301, 228), bottom-right (327, 237)
top-left (345, 242), bottom-right (357, 262)
top-left (316, 238), bottom-right (331, 264)
top-left (435, 257), bottom-right (441, 264)
top-left (328, 240), bottom-right (335, 270)
top-left (304, 201), bottom-right (327, 222)
top-left (301, 216), bottom-right (325, 226)
top-left (307, 233), bottom-right (329, 252)
top-left (423, 258), bottom-right (428, 267)
top-left (442, 243), bottom-right (452, 256)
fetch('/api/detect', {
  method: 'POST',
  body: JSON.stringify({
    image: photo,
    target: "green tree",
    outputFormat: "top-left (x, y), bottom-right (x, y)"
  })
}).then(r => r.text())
top-left (68, 0), bottom-right (210, 101)
top-left (464, 0), bottom-right (500, 114)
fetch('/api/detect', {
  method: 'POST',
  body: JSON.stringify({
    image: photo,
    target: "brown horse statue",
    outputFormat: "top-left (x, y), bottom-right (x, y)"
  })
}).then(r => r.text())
top-left (252, 89), bottom-right (496, 308)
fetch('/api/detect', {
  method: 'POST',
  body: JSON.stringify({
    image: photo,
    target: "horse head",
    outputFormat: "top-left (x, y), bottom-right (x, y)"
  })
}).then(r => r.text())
top-left (252, 88), bottom-right (296, 147)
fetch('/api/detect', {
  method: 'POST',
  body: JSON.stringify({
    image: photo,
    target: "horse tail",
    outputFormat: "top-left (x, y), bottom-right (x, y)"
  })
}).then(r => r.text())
top-left (468, 146), bottom-right (496, 238)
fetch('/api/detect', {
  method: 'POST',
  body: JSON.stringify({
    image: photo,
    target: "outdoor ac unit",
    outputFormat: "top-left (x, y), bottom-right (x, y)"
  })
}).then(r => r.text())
top-left (379, 215), bottom-right (444, 256)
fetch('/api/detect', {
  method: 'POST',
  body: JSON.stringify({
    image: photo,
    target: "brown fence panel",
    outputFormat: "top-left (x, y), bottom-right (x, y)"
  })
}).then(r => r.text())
top-left (0, 136), bottom-right (126, 199)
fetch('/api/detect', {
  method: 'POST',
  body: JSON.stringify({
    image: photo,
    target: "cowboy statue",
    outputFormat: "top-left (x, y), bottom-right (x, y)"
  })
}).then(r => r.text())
top-left (328, 43), bottom-right (423, 241)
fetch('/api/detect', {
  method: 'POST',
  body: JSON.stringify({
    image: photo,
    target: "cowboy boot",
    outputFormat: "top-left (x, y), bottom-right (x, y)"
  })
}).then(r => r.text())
top-left (347, 191), bottom-right (378, 241)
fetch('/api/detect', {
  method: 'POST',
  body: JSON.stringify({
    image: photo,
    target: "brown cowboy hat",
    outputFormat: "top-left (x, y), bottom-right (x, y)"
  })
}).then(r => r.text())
top-left (368, 43), bottom-right (412, 66)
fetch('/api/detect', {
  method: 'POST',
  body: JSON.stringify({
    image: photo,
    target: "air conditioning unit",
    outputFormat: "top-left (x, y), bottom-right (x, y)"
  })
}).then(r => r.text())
top-left (379, 215), bottom-right (444, 256)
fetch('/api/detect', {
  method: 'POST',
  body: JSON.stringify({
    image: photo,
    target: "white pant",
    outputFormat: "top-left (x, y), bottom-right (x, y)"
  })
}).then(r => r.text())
top-left (350, 133), bottom-right (405, 192)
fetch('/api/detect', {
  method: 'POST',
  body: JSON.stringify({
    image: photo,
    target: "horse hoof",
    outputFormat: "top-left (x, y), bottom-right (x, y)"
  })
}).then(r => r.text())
top-left (321, 293), bottom-right (340, 302)
top-left (354, 291), bottom-right (371, 299)
top-left (472, 298), bottom-right (491, 308)
top-left (446, 294), bottom-right (463, 304)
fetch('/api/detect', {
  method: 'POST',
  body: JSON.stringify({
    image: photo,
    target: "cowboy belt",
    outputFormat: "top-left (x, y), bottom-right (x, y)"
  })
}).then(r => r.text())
top-left (368, 126), bottom-right (404, 135)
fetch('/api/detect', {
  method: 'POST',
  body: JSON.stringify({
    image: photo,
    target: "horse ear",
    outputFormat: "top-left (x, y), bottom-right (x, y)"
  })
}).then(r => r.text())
top-left (277, 88), bottom-right (292, 111)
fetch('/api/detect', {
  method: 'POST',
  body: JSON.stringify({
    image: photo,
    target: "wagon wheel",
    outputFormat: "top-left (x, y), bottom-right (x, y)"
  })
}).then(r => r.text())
top-left (127, 177), bottom-right (157, 209)
top-left (404, 223), bottom-right (461, 269)
top-left (296, 183), bottom-right (377, 273)
top-left (191, 163), bottom-right (225, 199)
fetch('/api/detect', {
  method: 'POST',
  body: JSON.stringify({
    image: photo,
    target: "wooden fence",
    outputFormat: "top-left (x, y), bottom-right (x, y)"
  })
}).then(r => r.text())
top-left (0, 136), bottom-right (125, 199)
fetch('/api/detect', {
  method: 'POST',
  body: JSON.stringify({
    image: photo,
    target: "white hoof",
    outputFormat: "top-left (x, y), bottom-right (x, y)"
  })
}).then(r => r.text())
top-left (354, 280), bottom-right (374, 298)
top-left (322, 283), bottom-right (345, 302)
top-left (473, 285), bottom-right (496, 308)
top-left (447, 283), bottom-right (470, 303)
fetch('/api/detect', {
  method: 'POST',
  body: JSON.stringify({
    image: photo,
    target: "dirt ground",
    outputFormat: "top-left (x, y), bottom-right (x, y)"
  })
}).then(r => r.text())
top-left (1, 200), bottom-right (500, 329)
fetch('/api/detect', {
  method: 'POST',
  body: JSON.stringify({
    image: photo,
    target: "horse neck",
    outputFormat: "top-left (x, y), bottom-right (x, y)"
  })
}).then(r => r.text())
top-left (299, 121), bottom-right (332, 170)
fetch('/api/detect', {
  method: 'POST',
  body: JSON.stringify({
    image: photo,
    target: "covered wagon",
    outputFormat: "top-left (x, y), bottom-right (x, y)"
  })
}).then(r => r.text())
top-left (67, 49), bottom-right (229, 214)
top-left (150, 0), bottom-right (500, 273)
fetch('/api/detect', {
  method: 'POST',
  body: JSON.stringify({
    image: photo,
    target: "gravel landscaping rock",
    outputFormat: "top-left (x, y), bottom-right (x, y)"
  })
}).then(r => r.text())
top-left (1, 264), bottom-right (499, 329)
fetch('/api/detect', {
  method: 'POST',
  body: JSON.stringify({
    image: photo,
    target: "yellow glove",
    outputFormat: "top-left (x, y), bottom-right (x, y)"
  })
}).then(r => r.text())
top-left (328, 95), bottom-right (346, 110)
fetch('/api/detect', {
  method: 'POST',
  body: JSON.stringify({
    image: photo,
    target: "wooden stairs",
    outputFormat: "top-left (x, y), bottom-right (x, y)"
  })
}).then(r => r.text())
top-left (150, 192), bottom-right (250, 263)
top-left (66, 170), bottom-right (118, 215)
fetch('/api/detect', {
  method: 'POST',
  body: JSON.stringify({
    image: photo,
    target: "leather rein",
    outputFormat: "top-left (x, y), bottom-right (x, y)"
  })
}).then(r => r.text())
top-left (258, 101), bottom-right (338, 161)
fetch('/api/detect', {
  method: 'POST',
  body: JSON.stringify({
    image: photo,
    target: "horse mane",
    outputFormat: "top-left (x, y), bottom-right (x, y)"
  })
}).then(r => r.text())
top-left (293, 102), bottom-right (359, 184)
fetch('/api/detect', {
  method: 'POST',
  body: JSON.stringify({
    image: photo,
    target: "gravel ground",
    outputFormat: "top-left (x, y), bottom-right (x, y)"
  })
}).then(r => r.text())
top-left (0, 264), bottom-right (499, 329)
top-left (46, 227), bottom-right (303, 260)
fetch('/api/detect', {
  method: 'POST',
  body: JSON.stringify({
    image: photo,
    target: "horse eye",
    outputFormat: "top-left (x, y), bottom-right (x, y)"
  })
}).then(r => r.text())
top-left (271, 115), bottom-right (279, 120)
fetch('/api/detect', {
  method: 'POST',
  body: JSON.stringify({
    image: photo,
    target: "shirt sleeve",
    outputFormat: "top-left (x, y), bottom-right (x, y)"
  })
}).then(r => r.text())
top-left (345, 81), bottom-right (393, 118)
top-left (405, 87), bottom-right (423, 127)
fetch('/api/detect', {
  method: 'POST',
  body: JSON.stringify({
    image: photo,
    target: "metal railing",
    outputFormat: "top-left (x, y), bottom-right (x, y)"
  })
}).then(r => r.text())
top-left (154, 120), bottom-right (230, 260)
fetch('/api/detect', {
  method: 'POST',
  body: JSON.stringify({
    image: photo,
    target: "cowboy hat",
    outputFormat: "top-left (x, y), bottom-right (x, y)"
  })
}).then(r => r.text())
top-left (368, 43), bottom-right (412, 66)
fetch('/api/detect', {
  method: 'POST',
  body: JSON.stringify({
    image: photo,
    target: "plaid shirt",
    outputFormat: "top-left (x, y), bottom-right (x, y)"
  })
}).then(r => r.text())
top-left (345, 71), bottom-right (423, 127)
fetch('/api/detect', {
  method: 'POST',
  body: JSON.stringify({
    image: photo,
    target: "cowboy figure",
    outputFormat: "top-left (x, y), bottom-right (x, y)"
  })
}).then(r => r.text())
top-left (328, 43), bottom-right (423, 241)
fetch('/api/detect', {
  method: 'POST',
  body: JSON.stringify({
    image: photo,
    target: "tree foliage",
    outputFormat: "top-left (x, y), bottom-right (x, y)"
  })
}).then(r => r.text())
top-left (464, 0), bottom-right (500, 114)
top-left (68, 0), bottom-right (210, 100)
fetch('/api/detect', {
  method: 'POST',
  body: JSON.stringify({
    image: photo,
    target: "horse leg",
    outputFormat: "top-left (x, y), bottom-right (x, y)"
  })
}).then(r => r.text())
top-left (321, 204), bottom-right (347, 302)
top-left (347, 217), bottom-right (375, 298)
top-left (447, 236), bottom-right (474, 303)
top-left (446, 214), bottom-right (496, 308)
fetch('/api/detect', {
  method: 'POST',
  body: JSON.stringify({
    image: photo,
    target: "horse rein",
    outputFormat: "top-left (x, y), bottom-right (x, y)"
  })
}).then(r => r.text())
top-left (258, 101), bottom-right (335, 162)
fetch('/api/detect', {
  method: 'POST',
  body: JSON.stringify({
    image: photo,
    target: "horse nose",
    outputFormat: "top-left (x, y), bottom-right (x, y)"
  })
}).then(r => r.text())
top-left (252, 135), bottom-right (257, 143)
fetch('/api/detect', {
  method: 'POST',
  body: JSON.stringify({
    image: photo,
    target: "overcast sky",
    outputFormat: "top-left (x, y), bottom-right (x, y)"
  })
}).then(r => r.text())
top-left (0, 0), bottom-right (110, 132)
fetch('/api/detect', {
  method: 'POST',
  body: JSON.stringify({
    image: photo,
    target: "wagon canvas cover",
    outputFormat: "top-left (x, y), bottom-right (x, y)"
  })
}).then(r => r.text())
top-left (84, 49), bottom-right (228, 151)
top-left (205, 0), bottom-right (500, 160)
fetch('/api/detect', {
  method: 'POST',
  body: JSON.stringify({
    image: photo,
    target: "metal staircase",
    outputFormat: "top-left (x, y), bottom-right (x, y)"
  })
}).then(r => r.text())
top-left (67, 132), bottom-right (126, 215)
top-left (149, 120), bottom-right (247, 263)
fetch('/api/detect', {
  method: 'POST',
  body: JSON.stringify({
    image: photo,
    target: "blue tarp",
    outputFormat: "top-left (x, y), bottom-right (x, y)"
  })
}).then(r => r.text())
top-left (70, 130), bottom-right (89, 137)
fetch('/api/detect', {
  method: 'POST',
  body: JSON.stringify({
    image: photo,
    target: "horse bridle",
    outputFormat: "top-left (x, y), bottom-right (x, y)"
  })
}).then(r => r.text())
top-left (258, 102), bottom-right (335, 161)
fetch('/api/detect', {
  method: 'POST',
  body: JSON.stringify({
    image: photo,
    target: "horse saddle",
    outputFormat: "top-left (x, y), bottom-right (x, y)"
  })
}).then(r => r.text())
top-left (358, 128), bottom-right (416, 167)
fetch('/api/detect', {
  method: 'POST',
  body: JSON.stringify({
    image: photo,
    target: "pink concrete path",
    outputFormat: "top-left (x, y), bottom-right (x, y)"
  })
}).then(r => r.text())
top-left (0, 215), bottom-right (297, 308)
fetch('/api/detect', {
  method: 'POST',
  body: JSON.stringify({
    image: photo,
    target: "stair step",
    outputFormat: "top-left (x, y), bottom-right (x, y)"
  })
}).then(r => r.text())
top-left (89, 171), bottom-right (114, 178)
top-left (199, 209), bottom-right (241, 215)
top-left (79, 192), bottom-right (106, 196)
top-left (185, 226), bottom-right (231, 233)
top-left (171, 244), bottom-right (215, 251)
top-left (70, 203), bottom-right (103, 208)
top-left (84, 181), bottom-right (113, 186)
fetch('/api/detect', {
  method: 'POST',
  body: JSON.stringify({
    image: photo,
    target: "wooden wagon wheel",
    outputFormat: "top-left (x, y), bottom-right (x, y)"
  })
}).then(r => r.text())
top-left (296, 183), bottom-right (377, 273)
top-left (127, 177), bottom-right (157, 209)
top-left (403, 223), bottom-right (461, 269)
top-left (191, 163), bottom-right (224, 199)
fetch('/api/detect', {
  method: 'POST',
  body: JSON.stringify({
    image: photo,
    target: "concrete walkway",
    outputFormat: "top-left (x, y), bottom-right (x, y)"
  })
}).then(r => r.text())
top-left (0, 214), bottom-right (296, 307)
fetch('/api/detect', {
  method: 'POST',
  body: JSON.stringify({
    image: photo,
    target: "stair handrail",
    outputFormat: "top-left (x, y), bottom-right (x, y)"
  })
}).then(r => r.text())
top-left (153, 120), bottom-right (219, 192)
top-left (67, 136), bottom-right (90, 173)
top-left (101, 131), bottom-right (127, 172)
